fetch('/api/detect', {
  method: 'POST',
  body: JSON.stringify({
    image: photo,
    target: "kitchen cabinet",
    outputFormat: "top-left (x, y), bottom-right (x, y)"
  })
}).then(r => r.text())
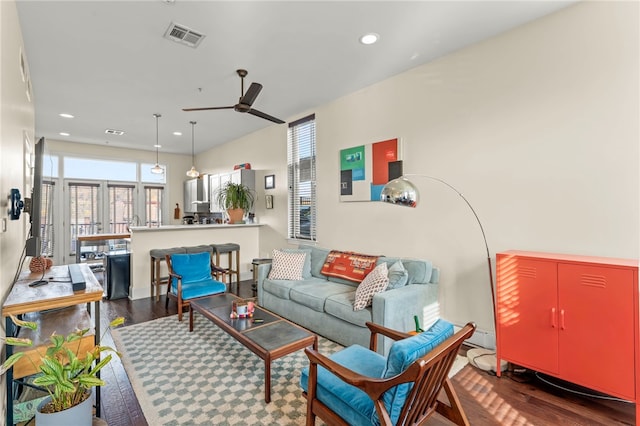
top-left (496, 250), bottom-right (638, 412)
top-left (209, 169), bottom-right (255, 214)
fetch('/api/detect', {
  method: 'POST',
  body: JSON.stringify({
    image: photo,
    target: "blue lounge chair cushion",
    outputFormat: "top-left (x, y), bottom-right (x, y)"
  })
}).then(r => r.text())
top-left (174, 279), bottom-right (226, 300)
top-left (300, 345), bottom-right (386, 426)
top-left (169, 252), bottom-right (226, 299)
top-left (170, 252), bottom-right (212, 283)
top-left (379, 319), bottom-right (454, 424)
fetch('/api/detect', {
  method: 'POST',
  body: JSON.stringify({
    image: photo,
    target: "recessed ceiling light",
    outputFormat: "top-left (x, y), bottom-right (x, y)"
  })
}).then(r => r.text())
top-left (59, 132), bottom-right (70, 136)
top-left (173, 131), bottom-right (182, 136)
top-left (154, 144), bottom-right (162, 148)
top-left (359, 33), bottom-right (379, 45)
top-left (59, 113), bottom-right (74, 118)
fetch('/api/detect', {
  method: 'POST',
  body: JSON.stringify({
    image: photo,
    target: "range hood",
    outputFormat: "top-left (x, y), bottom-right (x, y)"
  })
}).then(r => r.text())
top-left (184, 176), bottom-right (209, 213)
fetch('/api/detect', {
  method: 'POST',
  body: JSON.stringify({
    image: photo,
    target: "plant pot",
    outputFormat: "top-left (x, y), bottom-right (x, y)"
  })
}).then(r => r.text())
top-left (227, 208), bottom-right (245, 224)
top-left (36, 392), bottom-right (93, 426)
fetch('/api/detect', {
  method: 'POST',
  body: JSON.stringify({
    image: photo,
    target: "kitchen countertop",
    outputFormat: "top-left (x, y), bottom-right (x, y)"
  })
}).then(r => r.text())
top-left (129, 223), bottom-right (263, 232)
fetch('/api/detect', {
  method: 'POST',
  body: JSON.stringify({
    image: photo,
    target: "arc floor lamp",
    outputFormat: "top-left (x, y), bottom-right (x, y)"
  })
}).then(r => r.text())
top-left (381, 175), bottom-right (506, 372)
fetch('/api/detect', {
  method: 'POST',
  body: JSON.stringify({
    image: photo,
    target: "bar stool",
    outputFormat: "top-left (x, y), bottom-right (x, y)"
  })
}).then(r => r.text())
top-left (150, 247), bottom-right (186, 301)
top-left (211, 243), bottom-right (240, 294)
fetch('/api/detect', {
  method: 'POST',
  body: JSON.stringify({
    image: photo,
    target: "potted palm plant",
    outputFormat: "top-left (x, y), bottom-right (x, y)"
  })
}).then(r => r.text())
top-left (214, 181), bottom-right (255, 224)
top-left (1, 314), bottom-right (124, 425)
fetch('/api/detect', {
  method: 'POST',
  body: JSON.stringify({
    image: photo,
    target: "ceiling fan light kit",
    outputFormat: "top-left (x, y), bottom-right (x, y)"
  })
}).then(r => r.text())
top-left (186, 120), bottom-right (200, 178)
top-left (151, 113), bottom-right (164, 174)
top-left (183, 69), bottom-right (285, 124)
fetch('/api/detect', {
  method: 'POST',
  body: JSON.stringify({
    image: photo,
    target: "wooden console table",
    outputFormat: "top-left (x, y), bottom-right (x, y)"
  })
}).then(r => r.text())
top-left (76, 232), bottom-right (131, 263)
top-left (2, 264), bottom-right (104, 425)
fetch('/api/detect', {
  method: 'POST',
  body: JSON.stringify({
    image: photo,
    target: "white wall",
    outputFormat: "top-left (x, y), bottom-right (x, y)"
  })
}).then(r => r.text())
top-left (199, 1), bottom-right (639, 340)
top-left (0, 0), bottom-right (35, 419)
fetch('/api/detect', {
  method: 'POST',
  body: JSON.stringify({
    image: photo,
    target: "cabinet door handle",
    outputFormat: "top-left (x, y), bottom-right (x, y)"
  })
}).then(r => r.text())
top-left (560, 309), bottom-right (565, 330)
top-left (551, 308), bottom-right (556, 328)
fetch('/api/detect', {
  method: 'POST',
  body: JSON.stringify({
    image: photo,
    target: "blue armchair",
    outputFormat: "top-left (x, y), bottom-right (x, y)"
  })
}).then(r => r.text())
top-left (165, 251), bottom-right (227, 321)
top-left (301, 319), bottom-right (476, 426)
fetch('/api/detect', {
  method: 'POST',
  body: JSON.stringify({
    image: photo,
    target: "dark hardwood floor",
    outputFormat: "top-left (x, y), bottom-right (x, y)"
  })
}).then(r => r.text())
top-left (97, 280), bottom-right (635, 426)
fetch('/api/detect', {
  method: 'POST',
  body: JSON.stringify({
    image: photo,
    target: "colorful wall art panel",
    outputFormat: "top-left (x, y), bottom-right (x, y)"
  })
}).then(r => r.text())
top-left (340, 138), bottom-right (400, 202)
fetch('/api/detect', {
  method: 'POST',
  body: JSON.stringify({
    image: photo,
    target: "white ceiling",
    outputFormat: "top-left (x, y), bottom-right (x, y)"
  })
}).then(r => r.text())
top-left (16, 0), bottom-right (575, 156)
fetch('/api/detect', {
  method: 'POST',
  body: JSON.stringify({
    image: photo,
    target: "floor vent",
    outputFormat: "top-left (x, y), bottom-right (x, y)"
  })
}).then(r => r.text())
top-left (164, 22), bottom-right (205, 48)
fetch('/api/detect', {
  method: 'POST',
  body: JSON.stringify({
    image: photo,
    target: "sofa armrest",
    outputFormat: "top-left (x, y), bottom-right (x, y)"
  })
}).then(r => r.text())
top-left (371, 283), bottom-right (439, 354)
top-left (256, 262), bottom-right (273, 303)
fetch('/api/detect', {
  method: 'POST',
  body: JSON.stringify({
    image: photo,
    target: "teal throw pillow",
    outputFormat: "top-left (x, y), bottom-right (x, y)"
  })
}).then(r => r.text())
top-left (387, 260), bottom-right (409, 289)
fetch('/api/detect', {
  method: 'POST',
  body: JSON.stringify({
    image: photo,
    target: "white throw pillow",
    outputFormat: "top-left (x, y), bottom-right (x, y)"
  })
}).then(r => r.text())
top-left (268, 249), bottom-right (307, 281)
top-left (353, 263), bottom-right (389, 311)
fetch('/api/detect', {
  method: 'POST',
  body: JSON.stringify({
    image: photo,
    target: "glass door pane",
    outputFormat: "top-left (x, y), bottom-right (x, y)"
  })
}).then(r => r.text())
top-left (108, 185), bottom-right (134, 233)
top-left (41, 180), bottom-right (55, 258)
top-left (145, 186), bottom-right (163, 227)
top-left (68, 183), bottom-right (101, 258)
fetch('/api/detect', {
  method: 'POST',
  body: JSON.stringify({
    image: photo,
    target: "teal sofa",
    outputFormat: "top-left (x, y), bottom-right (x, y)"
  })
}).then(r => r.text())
top-left (255, 245), bottom-right (439, 355)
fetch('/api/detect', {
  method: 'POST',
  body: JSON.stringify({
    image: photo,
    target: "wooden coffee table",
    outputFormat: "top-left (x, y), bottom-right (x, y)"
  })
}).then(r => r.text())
top-left (189, 293), bottom-right (317, 403)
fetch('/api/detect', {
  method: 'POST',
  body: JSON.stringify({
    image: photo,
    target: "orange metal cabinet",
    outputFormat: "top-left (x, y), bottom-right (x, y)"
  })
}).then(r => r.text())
top-left (496, 251), bottom-right (639, 416)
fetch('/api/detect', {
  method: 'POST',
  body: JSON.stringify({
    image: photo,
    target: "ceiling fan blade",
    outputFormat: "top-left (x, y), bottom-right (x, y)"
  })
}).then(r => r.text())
top-left (239, 83), bottom-right (263, 107)
top-left (248, 108), bottom-right (285, 124)
top-left (182, 106), bottom-right (234, 112)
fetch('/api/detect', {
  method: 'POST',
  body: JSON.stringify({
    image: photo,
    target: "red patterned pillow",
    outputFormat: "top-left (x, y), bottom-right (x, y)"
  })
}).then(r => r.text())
top-left (321, 250), bottom-right (379, 283)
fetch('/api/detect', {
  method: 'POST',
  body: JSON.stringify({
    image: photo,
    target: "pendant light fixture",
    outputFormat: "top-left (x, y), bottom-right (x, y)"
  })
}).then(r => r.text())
top-left (186, 120), bottom-right (200, 178)
top-left (151, 113), bottom-right (164, 174)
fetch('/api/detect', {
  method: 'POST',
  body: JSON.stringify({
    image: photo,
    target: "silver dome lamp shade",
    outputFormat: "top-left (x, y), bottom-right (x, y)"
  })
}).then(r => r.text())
top-left (380, 176), bottom-right (419, 207)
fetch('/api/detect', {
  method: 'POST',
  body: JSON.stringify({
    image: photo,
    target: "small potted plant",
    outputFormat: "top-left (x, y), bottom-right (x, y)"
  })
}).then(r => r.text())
top-left (214, 181), bottom-right (255, 224)
top-left (1, 314), bottom-right (124, 425)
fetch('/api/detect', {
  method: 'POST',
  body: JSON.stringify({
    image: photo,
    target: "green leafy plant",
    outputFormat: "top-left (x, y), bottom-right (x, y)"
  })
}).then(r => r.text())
top-left (214, 181), bottom-right (255, 211)
top-left (1, 314), bottom-right (124, 413)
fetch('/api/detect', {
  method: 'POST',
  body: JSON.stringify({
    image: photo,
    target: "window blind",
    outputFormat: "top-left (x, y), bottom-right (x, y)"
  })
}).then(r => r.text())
top-left (287, 114), bottom-right (316, 241)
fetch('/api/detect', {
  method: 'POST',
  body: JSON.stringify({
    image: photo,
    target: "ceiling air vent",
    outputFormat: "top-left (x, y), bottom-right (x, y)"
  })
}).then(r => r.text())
top-left (164, 22), bottom-right (205, 48)
top-left (105, 129), bottom-right (125, 136)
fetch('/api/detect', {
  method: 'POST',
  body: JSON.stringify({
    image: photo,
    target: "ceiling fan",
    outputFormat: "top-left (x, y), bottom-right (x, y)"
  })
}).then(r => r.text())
top-left (183, 69), bottom-right (285, 124)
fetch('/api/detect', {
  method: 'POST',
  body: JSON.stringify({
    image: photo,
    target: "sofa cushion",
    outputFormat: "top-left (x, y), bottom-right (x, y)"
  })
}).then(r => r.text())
top-left (354, 263), bottom-right (389, 311)
top-left (378, 257), bottom-right (435, 284)
top-left (325, 292), bottom-right (371, 327)
top-left (321, 250), bottom-right (380, 283)
top-left (281, 247), bottom-right (312, 278)
top-left (268, 249), bottom-right (306, 280)
top-left (300, 345), bottom-right (386, 426)
top-left (290, 281), bottom-right (355, 312)
top-left (378, 319), bottom-right (454, 425)
top-left (262, 279), bottom-right (303, 300)
top-left (387, 260), bottom-right (409, 290)
top-left (299, 244), bottom-right (331, 279)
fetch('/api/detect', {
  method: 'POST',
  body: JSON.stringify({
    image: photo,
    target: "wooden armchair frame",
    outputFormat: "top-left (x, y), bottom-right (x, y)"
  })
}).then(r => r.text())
top-left (303, 321), bottom-right (476, 426)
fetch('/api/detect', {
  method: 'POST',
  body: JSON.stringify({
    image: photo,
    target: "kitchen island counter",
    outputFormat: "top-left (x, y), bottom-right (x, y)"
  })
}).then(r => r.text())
top-left (130, 223), bottom-right (261, 232)
top-left (129, 223), bottom-right (263, 299)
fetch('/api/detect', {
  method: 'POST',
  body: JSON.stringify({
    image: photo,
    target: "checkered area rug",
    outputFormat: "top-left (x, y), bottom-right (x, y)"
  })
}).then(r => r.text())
top-left (112, 314), bottom-right (469, 425)
top-left (111, 314), bottom-right (342, 425)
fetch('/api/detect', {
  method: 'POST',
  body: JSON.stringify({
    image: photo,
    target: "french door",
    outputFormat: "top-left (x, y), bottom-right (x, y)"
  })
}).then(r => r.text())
top-left (64, 181), bottom-right (136, 263)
